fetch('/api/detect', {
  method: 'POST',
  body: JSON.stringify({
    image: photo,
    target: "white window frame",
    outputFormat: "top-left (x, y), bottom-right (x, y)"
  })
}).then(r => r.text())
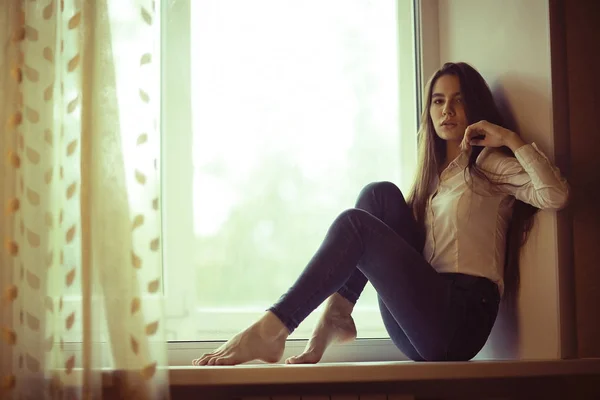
top-left (161, 0), bottom-right (431, 366)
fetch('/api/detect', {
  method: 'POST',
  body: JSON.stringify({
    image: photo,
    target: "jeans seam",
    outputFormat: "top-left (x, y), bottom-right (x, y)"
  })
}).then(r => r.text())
top-left (357, 215), bottom-right (452, 361)
top-left (286, 214), bottom-right (360, 328)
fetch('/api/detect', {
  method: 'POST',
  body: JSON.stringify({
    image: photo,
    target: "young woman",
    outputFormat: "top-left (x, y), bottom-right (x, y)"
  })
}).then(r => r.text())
top-left (192, 62), bottom-right (569, 365)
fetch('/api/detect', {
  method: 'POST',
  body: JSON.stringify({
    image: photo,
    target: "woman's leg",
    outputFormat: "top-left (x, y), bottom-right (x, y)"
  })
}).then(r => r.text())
top-left (195, 185), bottom-right (461, 365)
top-left (337, 181), bottom-right (423, 303)
top-left (288, 181), bottom-right (425, 363)
top-left (352, 181), bottom-right (427, 361)
top-left (267, 207), bottom-right (460, 360)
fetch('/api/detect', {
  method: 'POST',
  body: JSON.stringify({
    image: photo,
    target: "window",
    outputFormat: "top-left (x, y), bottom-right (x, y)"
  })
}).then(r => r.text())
top-left (162, 0), bottom-right (419, 364)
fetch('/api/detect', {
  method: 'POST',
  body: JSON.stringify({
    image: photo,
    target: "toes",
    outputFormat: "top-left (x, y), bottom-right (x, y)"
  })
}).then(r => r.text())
top-left (285, 355), bottom-right (301, 364)
top-left (286, 353), bottom-right (310, 364)
top-left (193, 352), bottom-right (217, 366)
top-left (300, 351), bottom-right (321, 364)
top-left (193, 358), bottom-right (206, 366)
top-left (215, 357), bottom-right (235, 366)
top-left (214, 357), bottom-right (225, 366)
top-left (296, 354), bottom-right (311, 363)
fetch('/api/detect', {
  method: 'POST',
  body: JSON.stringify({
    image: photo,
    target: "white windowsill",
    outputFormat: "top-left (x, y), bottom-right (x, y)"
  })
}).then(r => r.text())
top-left (167, 358), bottom-right (600, 387)
top-left (63, 358), bottom-right (600, 389)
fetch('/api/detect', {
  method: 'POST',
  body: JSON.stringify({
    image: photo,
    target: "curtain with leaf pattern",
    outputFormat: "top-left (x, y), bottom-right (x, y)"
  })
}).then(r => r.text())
top-left (0, 0), bottom-right (169, 398)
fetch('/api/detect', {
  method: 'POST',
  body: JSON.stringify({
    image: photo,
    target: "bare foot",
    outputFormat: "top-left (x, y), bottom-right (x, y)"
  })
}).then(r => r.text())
top-left (286, 294), bottom-right (357, 364)
top-left (192, 311), bottom-right (288, 366)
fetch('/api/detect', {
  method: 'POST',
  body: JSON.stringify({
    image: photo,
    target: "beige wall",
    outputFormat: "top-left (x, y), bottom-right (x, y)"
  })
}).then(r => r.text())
top-left (435, 0), bottom-right (568, 359)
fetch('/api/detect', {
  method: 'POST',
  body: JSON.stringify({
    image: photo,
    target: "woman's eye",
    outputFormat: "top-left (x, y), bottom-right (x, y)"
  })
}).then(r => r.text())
top-left (433, 99), bottom-right (443, 105)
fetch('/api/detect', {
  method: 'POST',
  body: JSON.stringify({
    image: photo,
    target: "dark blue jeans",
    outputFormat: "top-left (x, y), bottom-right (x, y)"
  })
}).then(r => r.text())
top-left (268, 181), bottom-right (500, 361)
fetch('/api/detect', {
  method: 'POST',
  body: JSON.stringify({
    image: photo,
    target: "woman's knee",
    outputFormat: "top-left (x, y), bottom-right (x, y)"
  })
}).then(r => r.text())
top-left (357, 181), bottom-right (405, 204)
top-left (330, 208), bottom-right (374, 235)
top-left (335, 208), bottom-right (368, 224)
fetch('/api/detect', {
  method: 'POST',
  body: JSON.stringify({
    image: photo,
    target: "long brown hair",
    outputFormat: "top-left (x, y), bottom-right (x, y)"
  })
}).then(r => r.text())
top-left (407, 62), bottom-right (538, 304)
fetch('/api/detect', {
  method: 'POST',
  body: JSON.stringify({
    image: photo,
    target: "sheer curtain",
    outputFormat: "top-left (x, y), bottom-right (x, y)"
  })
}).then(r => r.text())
top-left (0, 1), bottom-right (169, 399)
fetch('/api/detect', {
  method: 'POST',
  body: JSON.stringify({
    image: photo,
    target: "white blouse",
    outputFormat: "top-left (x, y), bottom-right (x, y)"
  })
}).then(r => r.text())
top-left (423, 143), bottom-right (569, 295)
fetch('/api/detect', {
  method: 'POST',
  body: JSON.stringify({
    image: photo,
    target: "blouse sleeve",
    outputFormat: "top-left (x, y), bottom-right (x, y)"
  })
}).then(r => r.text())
top-left (495, 143), bottom-right (569, 211)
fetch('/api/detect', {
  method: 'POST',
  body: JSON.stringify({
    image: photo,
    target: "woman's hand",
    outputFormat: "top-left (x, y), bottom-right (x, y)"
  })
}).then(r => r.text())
top-left (460, 120), bottom-right (527, 153)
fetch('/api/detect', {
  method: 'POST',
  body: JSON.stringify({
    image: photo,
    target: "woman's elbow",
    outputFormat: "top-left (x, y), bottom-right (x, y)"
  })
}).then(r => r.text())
top-left (541, 186), bottom-right (570, 211)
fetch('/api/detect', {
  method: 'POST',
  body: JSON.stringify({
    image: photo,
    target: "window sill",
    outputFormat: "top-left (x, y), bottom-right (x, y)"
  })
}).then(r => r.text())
top-left (88, 358), bottom-right (600, 387)
top-left (166, 358), bottom-right (600, 387)
top-left (75, 358), bottom-right (600, 399)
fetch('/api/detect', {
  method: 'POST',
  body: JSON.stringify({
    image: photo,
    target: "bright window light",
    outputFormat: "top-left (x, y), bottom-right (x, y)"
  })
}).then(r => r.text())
top-left (162, 0), bottom-right (418, 343)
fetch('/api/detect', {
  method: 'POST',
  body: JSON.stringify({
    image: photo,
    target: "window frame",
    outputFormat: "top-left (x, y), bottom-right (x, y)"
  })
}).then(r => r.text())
top-left (160, 0), bottom-right (428, 365)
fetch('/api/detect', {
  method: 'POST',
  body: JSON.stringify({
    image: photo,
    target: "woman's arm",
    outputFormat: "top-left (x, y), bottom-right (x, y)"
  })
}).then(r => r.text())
top-left (462, 120), bottom-right (570, 211)
top-left (496, 143), bottom-right (569, 210)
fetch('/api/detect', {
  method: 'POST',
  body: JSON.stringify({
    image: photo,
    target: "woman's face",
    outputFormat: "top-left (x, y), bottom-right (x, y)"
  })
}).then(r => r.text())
top-left (429, 74), bottom-right (468, 143)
